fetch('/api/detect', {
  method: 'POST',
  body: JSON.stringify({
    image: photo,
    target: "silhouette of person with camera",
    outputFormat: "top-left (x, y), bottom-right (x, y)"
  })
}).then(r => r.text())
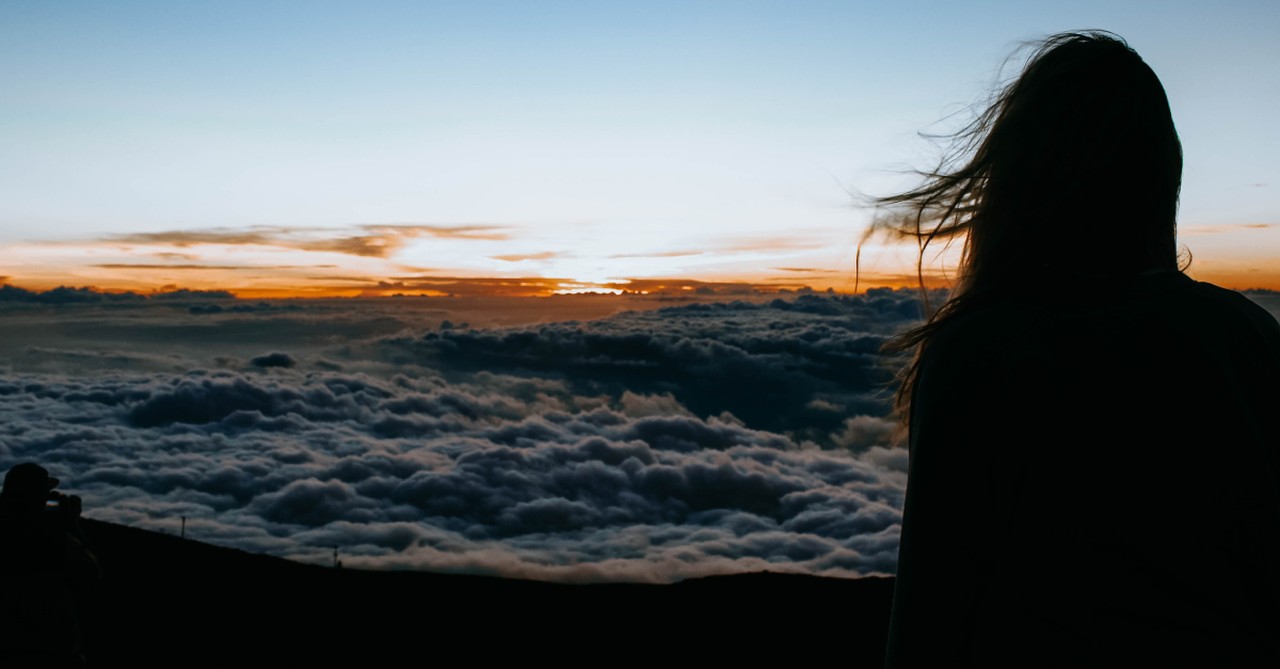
top-left (0, 463), bottom-right (101, 667)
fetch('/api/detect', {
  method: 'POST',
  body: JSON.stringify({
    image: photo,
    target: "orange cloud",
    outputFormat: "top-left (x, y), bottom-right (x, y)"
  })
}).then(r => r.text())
top-left (92, 264), bottom-right (339, 271)
top-left (596, 278), bottom-right (813, 296)
top-left (608, 250), bottom-right (704, 259)
top-left (368, 275), bottom-right (575, 297)
top-left (322, 275), bottom-right (838, 298)
top-left (490, 251), bottom-right (560, 262)
top-left (376, 224), bottom-right (510, 240)
top-left (93, 264), bottom-right (257, 270)
top-left (720, 236), bottom-right (829, 253)
top-left (1180, 222), bottom-right (1277, 236)
top-left (606, 236), bottom-right (830, 261)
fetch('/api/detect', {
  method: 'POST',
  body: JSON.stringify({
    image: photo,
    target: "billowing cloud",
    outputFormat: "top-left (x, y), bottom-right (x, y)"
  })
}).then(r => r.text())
top-left (0, 285), bottom-right (144, 304)
top-left (250, 352), bottom-right (296, 368)
top-left (0, 291), bottom-right (923, 582)
top-left (373, 290), bottom-right (920, 440)
top-left (0, 284), bottom-right (234, 304)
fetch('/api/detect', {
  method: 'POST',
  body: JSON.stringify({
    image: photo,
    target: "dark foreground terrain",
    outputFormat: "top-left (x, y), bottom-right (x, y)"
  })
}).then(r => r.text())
top-left (77, 518), bottom-right (894, 666)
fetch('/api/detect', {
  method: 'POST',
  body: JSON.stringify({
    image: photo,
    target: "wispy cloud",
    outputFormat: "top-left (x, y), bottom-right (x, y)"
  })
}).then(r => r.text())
top-left (344, 275), bottom-right (829, 297)
top-left (367, 224), bottom-right (510, 240)
top-left (600, 278), bottom-right (810, 295)
top-left (94, 264), bottom-right (264, 271)
top-left (720, 236), bottom-right (830, 253)
top-left (609, 250), bottom-right (704, 259)
top-left (1181, 223), bottom-right (1277, 236)
top-left (93, 264), bottom-right (343, 272)
top-left (105, 224), bottom-right (511, 258)
top-left (490, 251), bottom-right (559, 262)
top-left (606, 234), bottom-right (835, 262)
top-left (375, 275), bottom-right (576, 297)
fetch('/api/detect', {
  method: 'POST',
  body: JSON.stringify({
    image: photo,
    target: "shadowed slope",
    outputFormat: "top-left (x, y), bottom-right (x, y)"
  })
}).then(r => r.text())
top-left (78, 518), bottom-right (894, 666)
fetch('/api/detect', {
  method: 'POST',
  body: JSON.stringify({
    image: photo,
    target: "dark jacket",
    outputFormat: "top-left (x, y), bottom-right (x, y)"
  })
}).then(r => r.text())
top-left (0, 503), bottom-right (100, 664)
top-left (885, 272), bottom-right (1280, 667)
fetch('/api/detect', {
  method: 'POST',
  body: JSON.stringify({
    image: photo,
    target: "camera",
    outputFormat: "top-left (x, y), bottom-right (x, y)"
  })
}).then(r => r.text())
top-left (44, 491), bottom-right (81, 521)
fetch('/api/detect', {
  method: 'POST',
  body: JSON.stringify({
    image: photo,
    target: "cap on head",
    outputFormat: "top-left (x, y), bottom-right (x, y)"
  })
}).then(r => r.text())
top-left (2, 463), bottom-right (59, 503)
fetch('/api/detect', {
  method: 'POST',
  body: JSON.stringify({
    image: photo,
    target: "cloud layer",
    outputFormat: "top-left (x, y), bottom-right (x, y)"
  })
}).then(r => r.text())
top-left (0, 291), bottom-right (919, 582)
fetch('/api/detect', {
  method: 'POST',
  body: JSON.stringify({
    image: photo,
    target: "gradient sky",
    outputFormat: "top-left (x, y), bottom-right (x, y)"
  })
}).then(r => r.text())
top-left (2, 1), bottom-right (1277, 295)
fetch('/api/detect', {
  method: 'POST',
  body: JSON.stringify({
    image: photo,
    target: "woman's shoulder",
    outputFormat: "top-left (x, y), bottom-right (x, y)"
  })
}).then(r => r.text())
top-left (920, 272), bottom-right (1280, 386)
top-left (1179, 277), bottom-right (1280, 337)
top-left (1132, 273), bottom-right (1280, 362)
top-left (936, 271), bottom-right (1279, 336)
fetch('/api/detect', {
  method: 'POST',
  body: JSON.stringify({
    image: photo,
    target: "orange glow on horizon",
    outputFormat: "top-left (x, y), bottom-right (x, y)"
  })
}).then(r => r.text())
top-left (1, 272), bottom-right (902, 299)
top-left (5, 228), bottom-right (1279, 299)
top-left (6, 217), bottom-right (1278, 299)
top-left (7, 265), bottom-right (1280, 300)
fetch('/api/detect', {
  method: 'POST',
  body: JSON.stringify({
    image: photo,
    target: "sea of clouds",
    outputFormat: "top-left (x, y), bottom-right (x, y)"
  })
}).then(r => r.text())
top-left (0, 290), bottom-right (925, 582)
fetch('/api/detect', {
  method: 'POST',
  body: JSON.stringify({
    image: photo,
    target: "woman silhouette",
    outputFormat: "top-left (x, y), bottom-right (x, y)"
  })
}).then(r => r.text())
top-left (879, 32), bottom-right (1280, 666)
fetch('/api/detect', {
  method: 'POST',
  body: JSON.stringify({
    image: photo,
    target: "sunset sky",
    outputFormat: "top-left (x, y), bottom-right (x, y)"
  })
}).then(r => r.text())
top-left (2, 1), bottom-right (1277, 296)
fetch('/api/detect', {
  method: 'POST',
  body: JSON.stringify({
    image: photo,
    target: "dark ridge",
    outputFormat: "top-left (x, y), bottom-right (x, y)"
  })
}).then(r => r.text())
top-left (77, 518), bottom-right (893, 666)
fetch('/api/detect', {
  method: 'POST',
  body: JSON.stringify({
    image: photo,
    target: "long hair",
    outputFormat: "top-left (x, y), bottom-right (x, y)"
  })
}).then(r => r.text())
top-left (872, 31), bottom-right (1184, 420)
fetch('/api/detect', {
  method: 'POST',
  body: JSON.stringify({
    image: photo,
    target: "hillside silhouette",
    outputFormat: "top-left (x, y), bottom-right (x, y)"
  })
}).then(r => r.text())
top-left (77, 518), bottom-right (894, 666)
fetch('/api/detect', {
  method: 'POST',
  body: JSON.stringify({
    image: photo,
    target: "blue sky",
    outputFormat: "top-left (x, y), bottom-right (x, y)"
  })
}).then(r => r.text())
top-left (2, 1), bottom-right (1277, 293)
